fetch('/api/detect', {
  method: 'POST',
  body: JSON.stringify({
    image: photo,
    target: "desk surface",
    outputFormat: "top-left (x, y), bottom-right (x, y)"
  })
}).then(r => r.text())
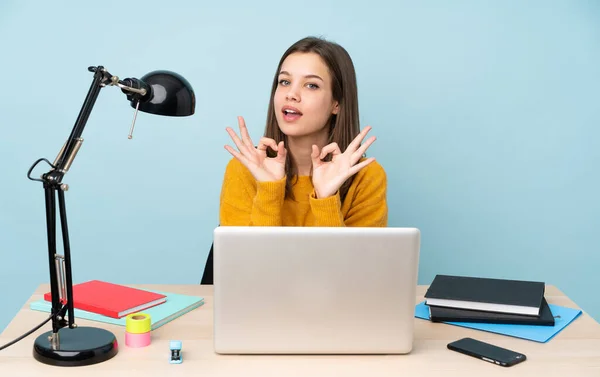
top-left (1, 284), bottom-right (599, 377)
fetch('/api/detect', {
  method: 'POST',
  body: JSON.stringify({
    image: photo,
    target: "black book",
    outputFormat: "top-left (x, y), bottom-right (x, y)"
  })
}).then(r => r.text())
top-left (428, 297), bottom-right (555, 326)
top-left (424, 274), bottom-right (545, 316)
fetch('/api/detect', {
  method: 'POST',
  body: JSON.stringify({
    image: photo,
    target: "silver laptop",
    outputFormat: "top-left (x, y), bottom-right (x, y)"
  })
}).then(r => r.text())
top-left (212, 226), bottom-right (420, 354)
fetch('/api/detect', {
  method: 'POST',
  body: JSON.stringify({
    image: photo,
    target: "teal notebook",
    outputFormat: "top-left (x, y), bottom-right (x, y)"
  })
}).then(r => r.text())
top-left (415, 301), bottom-right (582, 343)
top-left (30, 290), bottom-right (204, 331)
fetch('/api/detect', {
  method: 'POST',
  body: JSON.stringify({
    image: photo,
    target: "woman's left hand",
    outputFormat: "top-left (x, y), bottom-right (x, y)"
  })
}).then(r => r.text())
top-left (311, 126), bottom-right (377, 199)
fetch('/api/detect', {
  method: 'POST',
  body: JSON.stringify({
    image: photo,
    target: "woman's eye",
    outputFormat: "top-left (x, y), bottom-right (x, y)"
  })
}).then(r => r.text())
top-left (278, 79), bottom-right (290, 86)
top-left (306, 83), bottom-right (319, 89)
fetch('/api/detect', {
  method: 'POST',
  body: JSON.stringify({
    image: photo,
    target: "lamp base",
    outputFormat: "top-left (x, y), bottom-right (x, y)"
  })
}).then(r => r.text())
top-left (33, 326), bottom-right (118, 367)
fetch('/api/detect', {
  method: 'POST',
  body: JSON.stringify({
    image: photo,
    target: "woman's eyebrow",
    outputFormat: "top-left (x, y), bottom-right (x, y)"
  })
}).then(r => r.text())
top-left (279, 71), bottom-right (324, 82)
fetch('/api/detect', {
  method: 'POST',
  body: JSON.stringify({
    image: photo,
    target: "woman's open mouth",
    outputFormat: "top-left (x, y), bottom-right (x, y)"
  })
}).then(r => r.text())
top-left (282, 106), bottom-right (303, 122)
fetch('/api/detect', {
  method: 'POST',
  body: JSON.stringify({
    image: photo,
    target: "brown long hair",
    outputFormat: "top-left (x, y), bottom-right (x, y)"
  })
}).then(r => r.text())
top-left (264, 36), bottom-right (361, 203)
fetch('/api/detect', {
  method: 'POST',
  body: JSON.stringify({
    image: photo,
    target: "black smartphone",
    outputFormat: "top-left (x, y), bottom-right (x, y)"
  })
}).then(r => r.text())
top-left (447, 337), bottom-right (526, 367)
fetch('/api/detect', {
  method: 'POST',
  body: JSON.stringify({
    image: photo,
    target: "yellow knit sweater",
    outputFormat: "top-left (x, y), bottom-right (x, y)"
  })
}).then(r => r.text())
top-left (219, 157), bottom-right (388, 227)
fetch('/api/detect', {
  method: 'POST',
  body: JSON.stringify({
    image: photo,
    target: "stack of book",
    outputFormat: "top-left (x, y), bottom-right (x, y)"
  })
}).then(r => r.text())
top-left (424, 274), bottom-right (554, 326)
top-left (31, 280), bottom-right (205, 330)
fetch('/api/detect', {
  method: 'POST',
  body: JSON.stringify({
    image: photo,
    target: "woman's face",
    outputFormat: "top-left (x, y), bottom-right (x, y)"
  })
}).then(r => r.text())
top-left (273, 52), bottom-right (339, 140)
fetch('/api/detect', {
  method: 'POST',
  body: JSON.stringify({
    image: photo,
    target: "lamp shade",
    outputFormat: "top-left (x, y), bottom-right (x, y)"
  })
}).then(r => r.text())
top-left (133, 70), bottom-right (195, 116)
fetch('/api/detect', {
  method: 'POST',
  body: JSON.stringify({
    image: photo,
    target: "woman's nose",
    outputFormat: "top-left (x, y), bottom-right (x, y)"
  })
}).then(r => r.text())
top-left (285, 86), bottom-right (300, 102)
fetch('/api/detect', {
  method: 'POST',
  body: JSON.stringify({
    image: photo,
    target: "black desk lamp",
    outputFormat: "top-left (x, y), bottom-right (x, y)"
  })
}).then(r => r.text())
top-left (26, 66), bottom-right (195, 367)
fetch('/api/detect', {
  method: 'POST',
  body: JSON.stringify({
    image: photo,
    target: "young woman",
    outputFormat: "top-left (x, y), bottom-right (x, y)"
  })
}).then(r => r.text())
top-left (219, 36), bottom-right (387, 227)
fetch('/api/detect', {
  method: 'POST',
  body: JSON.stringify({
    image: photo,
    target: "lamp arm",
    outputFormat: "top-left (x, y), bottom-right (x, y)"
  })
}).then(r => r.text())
top-left (33, 66), bottom-right (110, 341)
top-left (45, 66), bottom-right (148, 183)
top-left (47, 67), bottom-right (109, 183)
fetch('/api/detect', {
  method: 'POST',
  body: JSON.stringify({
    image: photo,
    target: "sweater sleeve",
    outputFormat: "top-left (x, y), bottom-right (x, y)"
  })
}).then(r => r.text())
top-left (219, 158), bottom-right (286, 226)
top-left (308, 191), bottom-right (346, 226)
top-left (309, 160), bottom-right (388, 227)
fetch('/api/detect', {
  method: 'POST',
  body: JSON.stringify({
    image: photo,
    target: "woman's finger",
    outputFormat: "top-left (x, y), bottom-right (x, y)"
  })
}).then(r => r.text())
top-left (257, 137), bottom-right (279, 152)
top-left (352, 136), bottom-right (376, 163)
top-left (237, 116), bottom-right (255, 150)
top-left (349, 156), bottom-right (375, 176)
top-left (311, 145), bottom-right (323, 167)
top-left (226, 127), bottom-right (251, 155)
top-left (319, 142), bottom-right (342, 159)
top-left (224, 144), bottom-right (253, 167)
top-left (347, 126), bottom-right (372, 153)
top-left (275, 141), bottom-right (287, 163)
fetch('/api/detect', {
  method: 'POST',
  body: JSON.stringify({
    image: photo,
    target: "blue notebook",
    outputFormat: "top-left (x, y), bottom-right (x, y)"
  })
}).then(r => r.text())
top-left (30, 289), bottom-right (204, 331)
top-left (415, 301), bottom-right (582, 343)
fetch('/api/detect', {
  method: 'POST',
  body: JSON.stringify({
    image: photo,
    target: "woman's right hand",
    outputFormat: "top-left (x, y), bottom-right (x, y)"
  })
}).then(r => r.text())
top-left (224, 116), bottom-right (287, 182)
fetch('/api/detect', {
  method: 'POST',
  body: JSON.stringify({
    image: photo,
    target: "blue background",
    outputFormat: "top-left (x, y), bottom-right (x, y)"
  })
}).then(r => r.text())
top-left (1, 0), bottom-right (598, 333)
